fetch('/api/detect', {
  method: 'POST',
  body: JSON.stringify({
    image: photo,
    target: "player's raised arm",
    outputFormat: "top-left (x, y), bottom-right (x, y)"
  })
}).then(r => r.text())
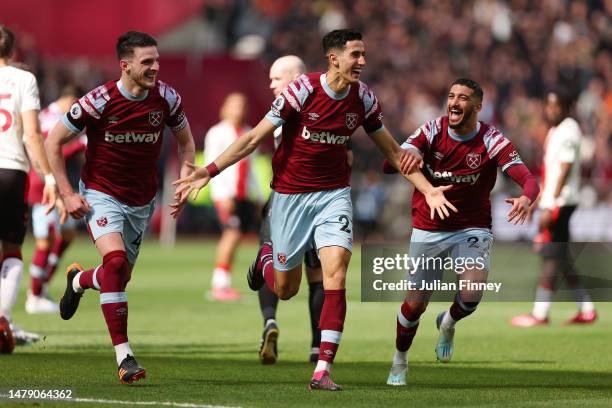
top-left (369, 126), bottom-right (457, 220)
top-left (45, 120), bottom-right (91, 219)
top-left (22, 108), bottom-right (58, 213)
top-left (171, 117), bottom-right (276, 214)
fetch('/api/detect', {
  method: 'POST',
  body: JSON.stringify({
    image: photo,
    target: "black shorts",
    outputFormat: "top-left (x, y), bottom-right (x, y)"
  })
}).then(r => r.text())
top-left (542, 205), bottom-right (576, 260)
top-left (214, 199), bottom-right (255, 233)
top-left (0, 168), bottom-right (28, 245)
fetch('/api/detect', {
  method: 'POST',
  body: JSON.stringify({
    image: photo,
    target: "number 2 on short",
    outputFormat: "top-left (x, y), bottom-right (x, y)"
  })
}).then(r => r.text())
top-left (339, 215), bottom-right (351, 233)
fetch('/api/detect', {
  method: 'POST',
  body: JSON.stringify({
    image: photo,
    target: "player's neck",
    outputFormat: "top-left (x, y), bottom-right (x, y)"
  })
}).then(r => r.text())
top-left (120, 76), bottom-right (148, 98)
top-left (0, 59), bottom-right (9, 67)
top-left (325, 70), bottom-right (351, 94)
top-left (452, 118), bottom-right (478, 137)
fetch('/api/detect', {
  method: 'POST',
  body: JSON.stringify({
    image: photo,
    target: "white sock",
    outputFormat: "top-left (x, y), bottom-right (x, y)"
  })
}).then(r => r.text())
top-left (440, 310), bottom-right (457, 329)
top-left (579, 300), bottom-right (595, 314)
top-left (532, 302), bottom-right (550, 320)
top-left (265, 318), bottom-right (276, 328)
top-left (532, 287), bottom-right (552, 320)
top-left (393, 350), bottom-right (408, 366)
top-left (47, 253), bottom-right (59, 268)
top-left (212, 267), bottom-right (231, 289)
top-left (29, 263), bottom-right (46, 280)
top-left (315, 359), bottom-right (332, 373)
top-left (114, 342), bottom-right (134, 366)
top-left (72, 271), bottom-right (84, 293)
top-left (0, 257), bottom-right (24, 320)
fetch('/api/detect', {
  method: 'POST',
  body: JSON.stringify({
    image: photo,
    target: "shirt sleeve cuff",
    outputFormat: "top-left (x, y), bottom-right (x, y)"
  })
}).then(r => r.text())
top-left (61, 114), bottom-right (82, 134)
top-left (265, 111), bottom-right (285, 127)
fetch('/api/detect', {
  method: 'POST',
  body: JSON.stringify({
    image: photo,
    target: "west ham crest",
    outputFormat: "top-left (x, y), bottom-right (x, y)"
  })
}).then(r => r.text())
top-left (466, 152), bottom-right (481, 169)
top-left (345, 113), bottom-right (358, 130)
top-left (96, 217), bottom-right (108, 227)
top-left (149, 111), bottom-right (163, 126)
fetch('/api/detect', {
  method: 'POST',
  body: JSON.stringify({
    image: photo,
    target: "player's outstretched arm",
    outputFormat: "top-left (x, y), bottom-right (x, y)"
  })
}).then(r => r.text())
top-left (170, 117), bottom-right (276, 216)
top-left (45, 121), bottom-right (91, 219)
top-left (504, 163), bottom-right (540, 225)
top-left (22, 109), bottom-right (58, 214)
top-left (369, 127), bottom-right (422, 175)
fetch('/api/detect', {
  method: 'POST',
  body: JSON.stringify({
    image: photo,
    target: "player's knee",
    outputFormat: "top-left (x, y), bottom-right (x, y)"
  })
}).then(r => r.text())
top-left (276, 283), bottom-right (299, 300)
top-left (405, 301), bottom-right (427, 320)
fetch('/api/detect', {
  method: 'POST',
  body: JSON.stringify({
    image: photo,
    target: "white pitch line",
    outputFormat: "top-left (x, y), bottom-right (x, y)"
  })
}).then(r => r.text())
top-left (0, 395), bottom-right (240, 408)
top-left (73, 398), bottom-right (241, 408)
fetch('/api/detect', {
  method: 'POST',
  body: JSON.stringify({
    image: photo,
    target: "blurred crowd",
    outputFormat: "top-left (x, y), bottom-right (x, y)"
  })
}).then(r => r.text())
top-left (10, 1), bottom-right (611, 231)
top-left (259, 0), bottom-right (611, 205)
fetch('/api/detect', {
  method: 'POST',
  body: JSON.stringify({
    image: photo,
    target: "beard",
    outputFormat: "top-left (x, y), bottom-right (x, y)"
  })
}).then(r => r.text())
top-left (448, 107), bottom-right (474, 129)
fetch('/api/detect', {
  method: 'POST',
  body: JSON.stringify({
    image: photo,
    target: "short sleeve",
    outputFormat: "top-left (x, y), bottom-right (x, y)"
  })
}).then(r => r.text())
top-left (496, 140), bottom-right (524, 172)
top-left (556, 125), bottom-right (580, 163)
top-left (265, 92), bottom-right (294, 128)
top-left (265, 75), bottom-right (314, 128)
top-left (63, 85), bottom-right (110, 134)
top-left (160, 82), bottom-right (188, 133)
top-left (359, 83), bottom-right (383, 133)
top-left (400, 118), bottom-right (441, 155)
top-left (62, 99), bottom-right (89, 134)
top-left (20, 72), bottom-right (40, 112)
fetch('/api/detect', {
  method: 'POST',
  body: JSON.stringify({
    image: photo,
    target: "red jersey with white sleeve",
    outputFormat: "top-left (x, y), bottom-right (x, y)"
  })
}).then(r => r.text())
top-left (403, 116), bottom-right (523, 231)
top-left (61, 79), bottom-right (188, 206)
top-left (264, 72), bottom-right (383, 193)
top-left (27, 102), bottom-right (87, 205)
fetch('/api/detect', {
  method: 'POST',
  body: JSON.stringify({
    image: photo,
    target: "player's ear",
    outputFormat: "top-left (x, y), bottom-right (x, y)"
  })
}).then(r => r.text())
top-left (327, 50), bottom-right (339, 68)
top-left (119, 59), bottom-right (130, 72)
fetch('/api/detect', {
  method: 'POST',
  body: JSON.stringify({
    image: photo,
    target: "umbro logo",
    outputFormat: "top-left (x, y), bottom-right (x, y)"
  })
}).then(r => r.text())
top-left (433, 151), bottom-right (444, 160)
top-left (307, 112), bottom-right (319, 121)
top-left (108, 116), bottom-right (119, 124)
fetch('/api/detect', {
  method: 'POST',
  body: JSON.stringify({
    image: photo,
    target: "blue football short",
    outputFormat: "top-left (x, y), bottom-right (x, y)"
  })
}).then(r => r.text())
top-left (270, 187), bottom-right (353, 271)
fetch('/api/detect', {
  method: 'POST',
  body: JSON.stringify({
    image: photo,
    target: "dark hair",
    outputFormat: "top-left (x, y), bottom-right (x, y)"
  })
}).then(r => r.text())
top-left (116, 31), bottom-right (157, 60)
top-left (451, 78), bottom-right (484, 102)
top-left (0, 25), bottom-right (15, 59)
top-left (546, 87), bottom-right (572, 113)
top-left (322, 29), bottom-right (362, 55)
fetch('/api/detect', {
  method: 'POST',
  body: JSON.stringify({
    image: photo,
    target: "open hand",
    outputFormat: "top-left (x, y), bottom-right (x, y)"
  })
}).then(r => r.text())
top-left (425, 185), bottom-right (458, 220)
top-left (170, 162), bottom-right (211, 218)
top-left (399, 150), bottom-right (423, 175)
top-left (505, 196), bottom-right (531, 225)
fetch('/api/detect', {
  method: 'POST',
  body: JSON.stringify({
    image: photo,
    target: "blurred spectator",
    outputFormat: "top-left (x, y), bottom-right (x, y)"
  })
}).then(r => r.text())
top-left (354, 169), bottom-right (386, 241)
top-left (8, 0), bottom-right (610, 234)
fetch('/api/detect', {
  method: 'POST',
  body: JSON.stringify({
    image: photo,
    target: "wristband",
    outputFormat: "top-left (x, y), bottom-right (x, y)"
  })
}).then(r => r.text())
top-left (44, 174), bottom-right (56, 186)
top-left (205, 162), bottom-right (220, 178)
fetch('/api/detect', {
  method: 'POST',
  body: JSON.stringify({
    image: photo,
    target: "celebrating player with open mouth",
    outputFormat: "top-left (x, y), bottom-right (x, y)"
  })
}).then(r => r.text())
top-left (172, 28), bottom-right (454, 391)
top-left (383, 78), bottom-right (540, 386)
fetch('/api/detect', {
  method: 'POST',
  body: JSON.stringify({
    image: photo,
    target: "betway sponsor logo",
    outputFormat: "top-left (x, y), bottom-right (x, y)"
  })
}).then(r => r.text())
top-left (426, 164), bottom-right (480, 185)
top-left (301, 126), bottom-right (348, 145)
top-left (104, 131), bottom-right (160, 144)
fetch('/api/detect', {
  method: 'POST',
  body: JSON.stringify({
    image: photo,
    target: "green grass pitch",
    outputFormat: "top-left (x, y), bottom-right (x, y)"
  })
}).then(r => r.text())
top-left (2, 237), bottom-right (611, 407)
